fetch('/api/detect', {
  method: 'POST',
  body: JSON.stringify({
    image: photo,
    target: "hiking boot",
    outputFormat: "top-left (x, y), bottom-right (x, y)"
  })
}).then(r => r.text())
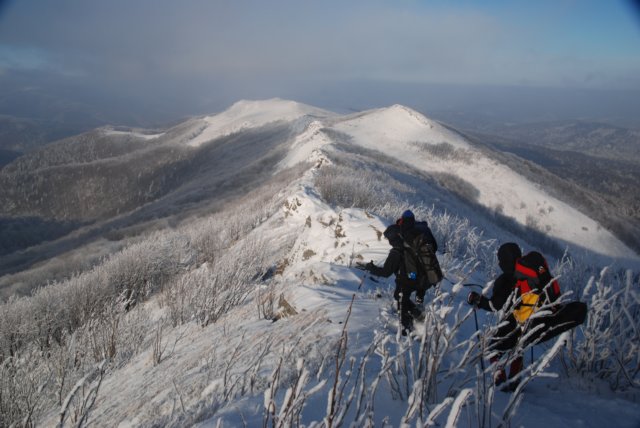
top-left (401, 320), bottom-right (414, 336)
top-left (410, 306), bottom-right (424, 321)
top-left (501, 378), bottom-right (520, 392)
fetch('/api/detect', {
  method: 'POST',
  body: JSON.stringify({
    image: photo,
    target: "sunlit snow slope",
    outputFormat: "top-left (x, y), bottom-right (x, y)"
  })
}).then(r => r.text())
top-left (256, 100), bottom-right (635, 261)
top-left (186, 98), bottom-right (335, 147)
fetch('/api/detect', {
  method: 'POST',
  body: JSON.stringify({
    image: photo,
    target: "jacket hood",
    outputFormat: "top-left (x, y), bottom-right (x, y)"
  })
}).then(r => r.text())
top-left (383, 224), bottom-right (403, 249)
top-left (497, 242), bottom-right (522, 274)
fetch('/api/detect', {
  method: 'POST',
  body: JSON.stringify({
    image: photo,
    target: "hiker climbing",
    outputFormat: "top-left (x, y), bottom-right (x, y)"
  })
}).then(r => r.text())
top-left (467, 242), bottom-right (588, 390)
top-left (357, 210), bottom-right (441, 335)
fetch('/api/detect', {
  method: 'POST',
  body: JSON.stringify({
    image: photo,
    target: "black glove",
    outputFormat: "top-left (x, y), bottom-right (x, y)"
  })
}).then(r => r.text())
top-left (467, 291), bottom-right (481, 306)
top-left (355, 260), bottom-right (375, 272)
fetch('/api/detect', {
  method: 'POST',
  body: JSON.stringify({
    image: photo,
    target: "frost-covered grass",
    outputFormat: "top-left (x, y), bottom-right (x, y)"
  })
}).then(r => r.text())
top-left (0, 178), bottom-right (292, 426)
top-left (562, 268), bottom-right (640, 391)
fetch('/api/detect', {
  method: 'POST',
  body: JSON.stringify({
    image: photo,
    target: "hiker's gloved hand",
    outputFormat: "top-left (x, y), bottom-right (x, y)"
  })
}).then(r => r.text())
top-left (355, 261), bottom-right (375, 272)
top-left (467, 291), bottom-right (481, 306)
top-left (355, 261), bottom-right (369, 271)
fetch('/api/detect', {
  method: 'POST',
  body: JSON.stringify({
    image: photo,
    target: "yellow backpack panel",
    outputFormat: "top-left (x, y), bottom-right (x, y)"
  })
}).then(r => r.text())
top-left (513, 292), bottom-right (540, 324)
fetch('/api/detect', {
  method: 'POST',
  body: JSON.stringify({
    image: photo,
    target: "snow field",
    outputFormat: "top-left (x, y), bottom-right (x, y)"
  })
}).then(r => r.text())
top-left (329, 104), bottom-right (637, 262)
top-left (43, 182), bottom-right (637, 427)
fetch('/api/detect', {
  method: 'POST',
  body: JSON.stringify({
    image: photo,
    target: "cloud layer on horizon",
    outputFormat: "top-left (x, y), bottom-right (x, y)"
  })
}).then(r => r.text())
top-left (1, 0), bottom-right (639, 91)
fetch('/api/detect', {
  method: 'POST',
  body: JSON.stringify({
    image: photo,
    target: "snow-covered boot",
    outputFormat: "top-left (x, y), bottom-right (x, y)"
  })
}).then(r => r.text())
top-left (401, 318), bottom-right (414, 337)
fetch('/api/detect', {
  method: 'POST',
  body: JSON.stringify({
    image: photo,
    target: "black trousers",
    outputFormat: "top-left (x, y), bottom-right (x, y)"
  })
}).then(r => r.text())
top-left (394, 282), bottom-right (419, 329)
top-left (489, 301), bottom-right (588, 352)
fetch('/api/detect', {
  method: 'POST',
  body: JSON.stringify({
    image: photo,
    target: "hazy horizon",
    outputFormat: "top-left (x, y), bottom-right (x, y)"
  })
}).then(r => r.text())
top-left (1, 0), bottom-right (639, 131)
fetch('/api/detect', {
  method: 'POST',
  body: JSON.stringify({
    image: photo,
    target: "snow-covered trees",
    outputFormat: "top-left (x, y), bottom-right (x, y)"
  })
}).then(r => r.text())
top-left (0, 178), bottom-right (287, 426)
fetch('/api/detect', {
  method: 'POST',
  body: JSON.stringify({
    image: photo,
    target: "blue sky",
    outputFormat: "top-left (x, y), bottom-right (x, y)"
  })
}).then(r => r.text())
top-left (0, 0), bottom-right (638, 125)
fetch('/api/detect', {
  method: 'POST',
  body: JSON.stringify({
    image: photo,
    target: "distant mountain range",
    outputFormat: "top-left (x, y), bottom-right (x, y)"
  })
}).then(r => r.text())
top-left (481, 120), bottom-right (640, 163)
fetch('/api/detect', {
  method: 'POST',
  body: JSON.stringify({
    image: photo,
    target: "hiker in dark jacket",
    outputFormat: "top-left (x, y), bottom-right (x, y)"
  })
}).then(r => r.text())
top-left (467, 242), bottom-right (524, 386)
top-left (469, 242), bottom-right (521, 313)
top-left (467, 242), bottom-right (587, 389)
top-left (358, 210), bottom-right (438, 335)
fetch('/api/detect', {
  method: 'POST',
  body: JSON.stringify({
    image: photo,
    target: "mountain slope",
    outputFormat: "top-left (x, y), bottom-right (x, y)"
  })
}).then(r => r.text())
top-left (30, 164), bottom-right (640, 427)
top-left (1, 99), bottom-right (638, 427)
top-left (459, 127), bottom-right (640, 253)
top-left (0, 100), bottom-right (334, 267)
top-left (1, 99), bottom-right (638, 292)
top-left (273, 103), bottom-right (637, 263)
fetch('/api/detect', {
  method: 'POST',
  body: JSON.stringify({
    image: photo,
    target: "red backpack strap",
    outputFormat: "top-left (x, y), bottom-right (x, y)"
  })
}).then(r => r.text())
top-left (514, 256), bottom-right (539, 295)
top-left (516, 252), bottom-right (562, 299)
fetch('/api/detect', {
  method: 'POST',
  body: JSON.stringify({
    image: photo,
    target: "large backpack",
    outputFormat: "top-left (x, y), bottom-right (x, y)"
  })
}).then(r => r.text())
top-left (513, 251), bottom-right (561, 324)
top-left (400, 223), bottom-right (442, 289)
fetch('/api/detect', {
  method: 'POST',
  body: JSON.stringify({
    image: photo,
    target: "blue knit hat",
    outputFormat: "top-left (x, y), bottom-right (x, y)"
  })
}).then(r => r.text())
top-left (402, 210), bottom-right (414, 219)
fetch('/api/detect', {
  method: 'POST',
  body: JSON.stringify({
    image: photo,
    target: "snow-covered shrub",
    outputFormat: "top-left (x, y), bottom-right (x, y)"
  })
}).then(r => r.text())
top-left (164, 273), bottom-right (192, 327)
top-left (57, 360), bottom-right (106, 428)
top-left (0, 232), bottom-right (190, 362)
top-left (415, 141), bottom-right (474, 164)
top-left (315, 163), bottom-right (411, 211)
top-left (0, 345), bottom-right (51, 427)
top-left (83, 299), bottom-right (125, 362)
top-left (164, 237), bottom-right (269, 327)
top-left (187, 217), bottom-right (226, 265)
top-left (432, 172), bottom-right (480, 203)
top-left (564, 268), bottom-right (640, 391)
top-left (391, 289), bottom-right (478, 423)
top-left (0, 295), bottom-right (30, 361)
top-left (101, 232), bottom-right (192, 306)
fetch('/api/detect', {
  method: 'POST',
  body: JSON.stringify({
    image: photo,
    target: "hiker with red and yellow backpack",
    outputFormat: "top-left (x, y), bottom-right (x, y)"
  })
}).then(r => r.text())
top-left (467, 242), bottom-right (588, 390)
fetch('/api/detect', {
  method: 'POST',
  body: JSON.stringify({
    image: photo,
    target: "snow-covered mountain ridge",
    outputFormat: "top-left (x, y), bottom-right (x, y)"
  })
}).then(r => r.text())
top-left (184, 98), bottom-right (634, 263)
top-left (1, 98), bottom-right (636, 293)
top-left (2, 98), bottom-right (635, 263)
top-left (3, 98), bottom-right (639, 427)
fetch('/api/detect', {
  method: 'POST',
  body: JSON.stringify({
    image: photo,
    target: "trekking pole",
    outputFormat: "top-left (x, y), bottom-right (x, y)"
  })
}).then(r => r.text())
top-left (473, 305), bottom-right (487, 428)
top-left (473, 307), bottom-right (486, 372)
top-left (463, 283), bottom-right (485, 289)
top-left (444, 276), bottom-right (487, 291)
